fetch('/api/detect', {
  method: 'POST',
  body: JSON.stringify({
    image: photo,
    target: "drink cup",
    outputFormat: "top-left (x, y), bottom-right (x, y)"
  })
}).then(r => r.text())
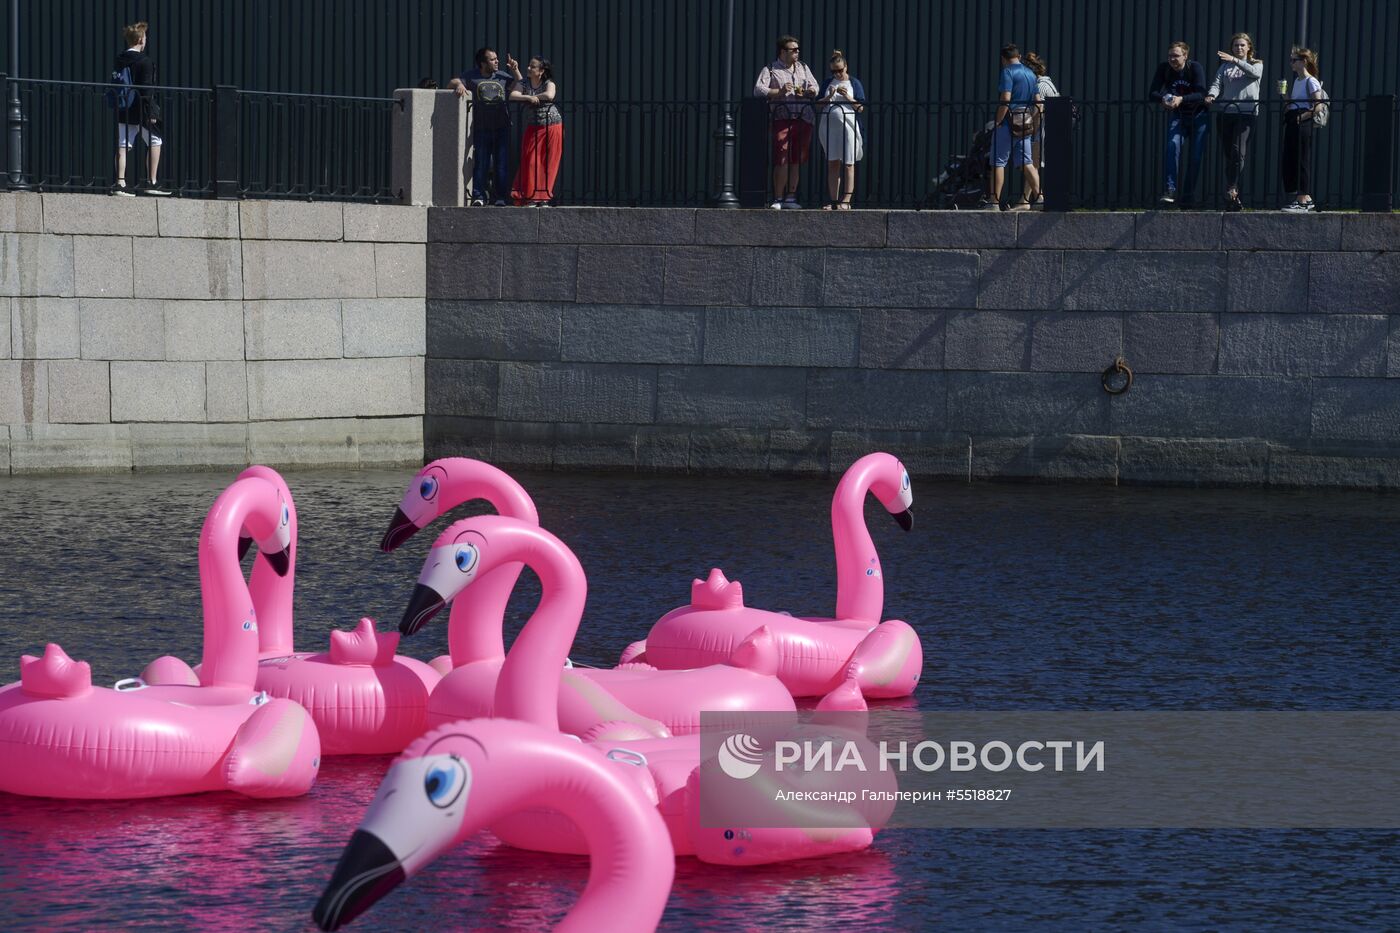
top-left (1277, 79), bottom-right (1288, 95)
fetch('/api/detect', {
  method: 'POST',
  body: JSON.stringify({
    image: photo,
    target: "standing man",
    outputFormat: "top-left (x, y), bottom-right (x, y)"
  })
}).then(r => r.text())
top-left (112, 21), bottom-right (168, 196)
top-left (1149, 41), bottom-right (1209, 207)
top-left (984, 43), bottom-right (1041, 211)
top-left (754, 35), bottom-right (819, 209)
top-left (449, 48), bottom-right (522, 206)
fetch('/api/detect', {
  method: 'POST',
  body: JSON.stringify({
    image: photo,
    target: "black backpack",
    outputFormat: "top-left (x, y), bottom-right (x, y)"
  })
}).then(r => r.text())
top-left (104, 65), bottom-right (137, 110)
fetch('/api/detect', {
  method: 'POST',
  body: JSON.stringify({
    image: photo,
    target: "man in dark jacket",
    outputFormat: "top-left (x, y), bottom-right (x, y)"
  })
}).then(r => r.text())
top-left (1149, 41), bottom-right (1208, 206)
top-left (449, 48), bottom-right (523, 206)
top-left (112, 21), bottom-right (167, 196)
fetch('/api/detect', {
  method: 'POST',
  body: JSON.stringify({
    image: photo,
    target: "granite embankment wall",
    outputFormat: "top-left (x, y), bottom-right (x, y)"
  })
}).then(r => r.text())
top-left (0, 193), bottom-right (425, 473)
top-left (425, 208), bottom-right (1400, 487)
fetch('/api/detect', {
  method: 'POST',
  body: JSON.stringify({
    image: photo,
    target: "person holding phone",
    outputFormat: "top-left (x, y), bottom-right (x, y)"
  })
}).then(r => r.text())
top-left (816, 49), bottom-right (865, 209)
top-left (754, 34), bottom-right (820, 209)
top-left (1149, 41), bottom-right (1209, 207)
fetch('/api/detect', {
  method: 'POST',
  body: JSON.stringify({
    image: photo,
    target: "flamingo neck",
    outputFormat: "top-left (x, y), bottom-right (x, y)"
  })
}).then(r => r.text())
top-left (198, 499), bottom-right (261, 689)
top-left (832, 467), bottom-right (884, 623)
top-left (247, 527), bottom-right (296, 657)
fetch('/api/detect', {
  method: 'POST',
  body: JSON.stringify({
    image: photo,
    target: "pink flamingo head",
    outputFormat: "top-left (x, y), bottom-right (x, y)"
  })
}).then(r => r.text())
top-left (397, 518), bottom-right (491, 636)
top-left (380, 458), bottom-right (538, 553)
top-left (843, 452), bottom-right (914, 532)
top-left (235, 465), bottom-right (297, 575)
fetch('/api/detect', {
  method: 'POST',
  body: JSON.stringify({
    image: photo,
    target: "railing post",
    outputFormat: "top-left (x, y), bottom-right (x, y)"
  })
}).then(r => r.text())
top-left (1361, 94), bottom-right (1395, 213)
top-left (708, 0), bottom-right (739, 207)
top-left (212, 84), bottom-right (239, 199)
top-left (1043, 96), bottom-right (1073, 211)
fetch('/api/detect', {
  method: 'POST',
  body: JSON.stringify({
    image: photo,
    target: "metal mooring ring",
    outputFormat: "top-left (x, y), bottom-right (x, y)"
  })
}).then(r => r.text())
top-left (1101, 356), bottom-right (1133, 395)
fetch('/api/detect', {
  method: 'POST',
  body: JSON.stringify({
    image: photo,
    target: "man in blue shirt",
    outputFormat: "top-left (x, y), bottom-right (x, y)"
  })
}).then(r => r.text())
top-left (449, 47), bottom-right (523, 206)
top-left (984, 43), bottom-right (1042, 210)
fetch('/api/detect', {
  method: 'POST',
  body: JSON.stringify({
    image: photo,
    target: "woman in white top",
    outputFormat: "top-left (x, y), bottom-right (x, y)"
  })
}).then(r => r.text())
top-left (1281, 47), bottom-right (1324, 212)
top-left (1024, 52), bottom-right (1056, 206)
top-left (816, 50), bottom-right (865, 209)
top-left (1203, 33), bottom-right (1263, 211)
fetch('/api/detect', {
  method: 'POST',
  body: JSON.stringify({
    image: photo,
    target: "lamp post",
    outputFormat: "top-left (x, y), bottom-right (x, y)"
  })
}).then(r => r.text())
top-left (709, 0), bottom-right (739, 207)
top-left (7, 0), bottom-right (26, 189)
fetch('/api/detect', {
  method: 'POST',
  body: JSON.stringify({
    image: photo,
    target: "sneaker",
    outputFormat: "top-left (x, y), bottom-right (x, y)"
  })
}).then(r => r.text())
top-left (769, 199), bottom-right (783, 210)
top-left (1157, 189), bottom-right (1176, 206)
top-left (1225, 193), bottom-right (1243, 213)
top-left (470, 197), bottom-right (485, 207)
top-left (976, 196), bottom-right (999, 211)
top-left (140, 184), bottom-right (170, 197)
top-left (782, 197), bottom-right (800, 210)
top-left (1280, 201), bottom-right (1310, 213)
top-left (112, 184), bottom-right (135, 198)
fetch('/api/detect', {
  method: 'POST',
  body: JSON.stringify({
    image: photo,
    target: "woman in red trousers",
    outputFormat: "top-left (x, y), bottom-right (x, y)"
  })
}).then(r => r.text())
top-left (510, 56), bottom-right (563, 205)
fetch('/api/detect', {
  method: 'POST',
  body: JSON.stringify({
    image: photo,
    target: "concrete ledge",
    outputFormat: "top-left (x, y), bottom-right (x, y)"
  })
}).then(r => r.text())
top-left (0, 192), bottom-right (43, 233)
top-left (43, 193), bottom-right (157, 237)
top-left (1119, 436), bottom-right (1270, 486)
top-left (158, 199), bottom-right (241, 239)
top-left (345, 203), bottom-right (427, 243)
top-left (247, 416), bottom-right (422, 468)
top-left (240, 201), bottom-right (344, 241)
top-left (9, 423), bottom-right (133, 473)
top-left (130, 423), bottom-right (249, 471)
top-left (971, 434), bottom-right (1120, 482)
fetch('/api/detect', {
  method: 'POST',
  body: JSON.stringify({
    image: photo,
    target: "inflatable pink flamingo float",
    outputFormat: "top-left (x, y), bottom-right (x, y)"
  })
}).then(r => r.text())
top-left (629, 452), bottom-right (925, 700)
top-left (0, 473), bottom-right (321, 798)
top-left (142, 466), bottom-right (441, 756)
top-left (386, 458), bottom-right (800, 738)
top-left (311, 718), bottom-right (675, 932)
top-left (398, 514), bottom-right (881, 865)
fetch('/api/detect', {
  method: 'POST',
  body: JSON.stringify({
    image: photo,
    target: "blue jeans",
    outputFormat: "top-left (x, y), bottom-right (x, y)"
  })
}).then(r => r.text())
top-left (472, 127), bottom-right (510, 202)
top-left (1164, 111), bottom-right (1209, 198)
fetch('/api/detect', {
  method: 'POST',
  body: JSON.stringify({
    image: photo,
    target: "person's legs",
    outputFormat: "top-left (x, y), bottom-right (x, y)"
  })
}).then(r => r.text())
top-left (492, 128), bottom-right (511, 203)
top-left (785, 120), bottom-right (811, 201)
top-left (1234, 116), bottom-right (1254, 195)
top-left (115, 124), bottom-right (134, 188)
top-left (1182, 111), bottom-right (1209, 200)
top-left (511, 125), bottom-right (541, 205)
top-left (1220, 115), bottom-right (1240, 194)
top-left (826, 160), bottom-right (841, 204)
top-left (990, 123), bottom-right (1011, 201)
top-left (540, 123), bottom-right (563, 201)
top-left (147, 143), bottom-right (161, 185)
top-left (1163, 114), bottom-right (1183, 193)
top-left (1281, 115), bottom-right (1299, 198)
top-left (1297, 120), bottom-right (1314, 203)
top-left (471, 131), bottom-right (491, 202)
top-left (840, 163), bottom-right (855, 205)
top-left (771, 119), bottom-right (793, 204)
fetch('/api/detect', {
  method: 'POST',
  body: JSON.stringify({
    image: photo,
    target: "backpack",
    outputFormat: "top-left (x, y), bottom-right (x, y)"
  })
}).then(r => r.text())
top-left (104, 65), bottom-right (137, 111)
top-left (1312, 80), bottom-right (1329, 127)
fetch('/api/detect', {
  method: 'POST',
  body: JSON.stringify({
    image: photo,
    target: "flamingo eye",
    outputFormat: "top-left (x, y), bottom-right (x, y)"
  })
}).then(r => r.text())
top-left (423, 757), bottom-right (466, 808)
top-left (455, 546), bottom-right (478, 573)
top-left (420, 476), bottom-right (438, 500)
top-left (901, 470), bottom-right (910, 491)
top-left (280, 502), bottom-right (290, 526)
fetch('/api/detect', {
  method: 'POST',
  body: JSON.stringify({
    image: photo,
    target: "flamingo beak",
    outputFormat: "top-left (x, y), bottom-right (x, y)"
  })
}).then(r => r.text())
top-left (893, 509), bottom-right (913, 532)
top-left (400, 584), bottom-right (446, 636)
top-left (312, 829), bottom-right (406, 931)
top-left (238, 536), bottom-right (253, 561)
top-left (263, 546), bottom-right (292, 577)
top-left (379, 507), bottom-right (420, 553)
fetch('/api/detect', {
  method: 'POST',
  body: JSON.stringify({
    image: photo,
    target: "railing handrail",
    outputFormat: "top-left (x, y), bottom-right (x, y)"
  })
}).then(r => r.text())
top-left (9, 76), bottom-right (213, 94)
top-left (238, 88), bottom-right (397, 104)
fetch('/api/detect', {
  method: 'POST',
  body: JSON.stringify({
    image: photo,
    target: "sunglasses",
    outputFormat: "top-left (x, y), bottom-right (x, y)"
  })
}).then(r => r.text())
top-left (783, 46), bottom-right (799, 52)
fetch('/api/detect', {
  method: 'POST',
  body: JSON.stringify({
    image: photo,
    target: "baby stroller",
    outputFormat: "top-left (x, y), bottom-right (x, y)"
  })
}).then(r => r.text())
top-left (923, 122), bottom-right (994, 209)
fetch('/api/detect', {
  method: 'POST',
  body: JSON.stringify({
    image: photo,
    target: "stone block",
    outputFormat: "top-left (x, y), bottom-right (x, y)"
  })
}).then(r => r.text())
top-left (344, 203), bottom-right (427, 242)
top-left (539, 208), bottom-right (695, 245)
top-left (1340, 214), bottom-right (1400, 252)
top-left (342, 297), bottom-right (426, 357)
top-left (1133, 212), bottom-right (1223, 250)
top-left (656, 365), bottom-right (805, 428)
top-left (694, 209), bottom-right (886, 247)
top-left (244, 300), bottom-right (343, 360)
top-left (806, 369), bottom-right (948, 431)
top-left (376, 243), bottom-right (427, 298)
top-left (0, 299), bottom-right (8, 357)
top-left (1122, 313), bottom-right (1219, 374)
top-left (947, 371), bottom-right (1111, 435)
top-left (8, 423), bottom-right (132, 474)
top-left (1226, 251), bottom-right (1309, 313)
top-left (241, 240), bottom-right (371, 300)
top-left (687, 428), bottom-right (771, 473)
top-left (46, 360), bottom-right (108, 423)
top-left (11, 298), bottom-right (79, 358)
top-left (498, 362), bottom-right (655, 423)
top-left (944, 310), bottom-right (1031, 371)
top-left (356, 417), bottom-right (424, 467)
top-left (430, 206), bottom-right (536, 242)
top-left (663, 247), bottom-right (754, 305)
top-left (887, 212), bottom-right (1016, 249)
top-left (830, 430), bottom-right (970, 479)
top-left (1309, 252), bottom-right (1400, 315)
top-left (426, 242), bottom-right (502, 299)
top-left (768, 429), bottom-right (830, 475)
top-left (42, 193), bottom-right (157, 236)
top-left (0, 234), bottom-right (75, 297)
top-left (247, 418), bottom-right (359, 468)
top-left (0, 424), bottom-right (7, 472)
top-left (553, 422), bottom-right (640, 469)
top-left (206, 361), bottom-right (248, 422)
top-left (637, 426), bottom-right (690, 471)
top-left (751, 248), bottom-right (823, 307)
top-left (859, 309), bottom-right (947, 370)
top-left (157, 199), bottom-right (241, 239)
top-left (1266, 440), bottom-right (1400, 490)
top-left (561, 305), bottom-right (702, 364)
top-left (246, 357), bottom-right (422, 420)
top-left (824, 249), bottom-right (978, 308)
top-left (0, 359), bottom-right (48, 423)
top-left (971, 434), bottom-right (1120, 482)
top-left (0, 192), bottom-right (43, 232)
top-left (73, 236), bottom-right (134, 298)
top-left (1221, 213), bottom-right (1343, 251)
top-left (1118, 437), bottom-right (1270, 486)
top-left (239, 200), bottom-right (344, 240)
top-left (1016, 213), bottom-right (1134, 250)
top-left (428, 300), bottom-right (561, 360)
top-left (704, 307), bottom-right (858, 367)
top-left (394, 90), bottom-right (468, 208)
top-left (978, 249), bottom-right (1063, 310)
top-left (110, 361), bottom-right (206, 422)
top-left (501, 244), bottom-right (577, 301)
top-left (1030, 312), bottom-right (1123, 372)
top-left (1310, 380), bottom-right (1400, 442)
top-left (426, 358), bottom-right (498, 416)
top-left (576, 245), bottom-right (664, 304)
top-left (79, 298), bottom-right (164, 360)
top-left (425, 416), bottom-right (554, 466)
top-left (1110, 374), bottom-right (1312, 438)
top-left (164, 300), bottom-right (243, 361)
top-left (1220, 314), bottom-right (1387, 377)
top-left (1061, 251), bottom-right (1225, 312)
top-left (130, 423), bottom-right (249, 471)
top-left (133, 237), bottom-right (241, 300)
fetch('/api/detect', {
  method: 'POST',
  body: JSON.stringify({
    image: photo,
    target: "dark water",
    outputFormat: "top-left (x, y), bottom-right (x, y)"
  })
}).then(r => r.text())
top-left (0, 469), bottom-right (1397, 931)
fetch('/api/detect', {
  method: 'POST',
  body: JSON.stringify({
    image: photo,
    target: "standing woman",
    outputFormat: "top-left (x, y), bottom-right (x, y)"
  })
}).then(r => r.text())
top-left (1280, 47), bottom-right (1323, 212)
top-left (1024, 51), bottom-right (1057, 206)
top-left (816, 49), bottom-right (865, 209)
top-left (509, 56), bottom-right (563, 206)
top-left (1204, 33), bottom-right (1262, 211)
